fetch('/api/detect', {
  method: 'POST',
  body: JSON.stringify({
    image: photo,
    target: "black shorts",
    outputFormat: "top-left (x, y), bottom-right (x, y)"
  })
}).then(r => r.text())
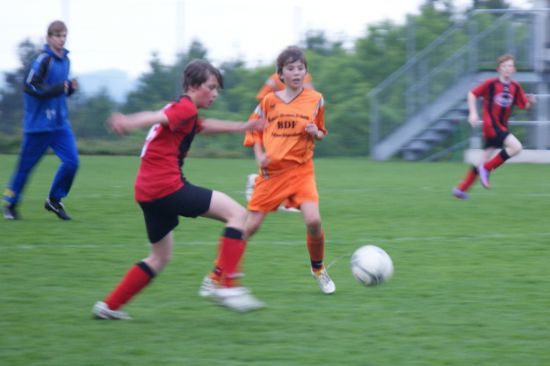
top-left (139, 181), bottom-right (213, 243)
top-left (484, 131), bottom-right (509, 149)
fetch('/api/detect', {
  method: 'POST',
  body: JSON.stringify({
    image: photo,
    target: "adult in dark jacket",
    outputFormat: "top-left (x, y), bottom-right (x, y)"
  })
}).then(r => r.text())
top-left (3, 20), bottom-right (79, 220)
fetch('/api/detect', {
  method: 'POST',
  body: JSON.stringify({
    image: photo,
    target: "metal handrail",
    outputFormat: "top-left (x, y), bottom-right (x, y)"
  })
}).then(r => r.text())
top-left (369, 8), bottom-right (549, 98)
top-left (368, 20), bottom-right (467, 98)
top-left (408, 13), bottom-right (514, 94)
top-left (369, 9), bottom-right (544, 156)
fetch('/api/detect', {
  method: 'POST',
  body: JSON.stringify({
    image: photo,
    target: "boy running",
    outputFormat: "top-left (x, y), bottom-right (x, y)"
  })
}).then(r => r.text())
top-left (92, 59), bottom-right (265, 319)
top-left (203, 46), bottom-right (335, 295)
top-left (453, 54), bottom-right (536, 199)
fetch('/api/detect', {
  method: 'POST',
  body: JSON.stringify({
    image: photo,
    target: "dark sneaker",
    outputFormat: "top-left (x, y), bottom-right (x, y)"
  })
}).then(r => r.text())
top-left (45, 199), bottom-right (71, 220)
top-left (452, 187), bottom-right (469, 200)
top-left (478, 164), bottom-right (491, 189)
top-left (4, 204), bottom-right (19, 220)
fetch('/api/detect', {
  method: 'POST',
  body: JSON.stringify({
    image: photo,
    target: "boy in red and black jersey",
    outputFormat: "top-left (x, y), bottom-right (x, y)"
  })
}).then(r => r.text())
top-left (92, 60), bottom-right (266, 319)
top-left (453, 54), bottom-right (536, 199)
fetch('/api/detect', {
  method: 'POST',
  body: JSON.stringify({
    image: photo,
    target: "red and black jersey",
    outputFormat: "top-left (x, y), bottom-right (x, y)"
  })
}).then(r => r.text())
top-left (134, 96), bottom-right (203, 202)
top-left (471, 77), bottom-right (528, 138)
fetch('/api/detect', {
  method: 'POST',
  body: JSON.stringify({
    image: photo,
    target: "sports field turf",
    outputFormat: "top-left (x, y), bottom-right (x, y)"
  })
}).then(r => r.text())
top-left (1, 154), bottom-right (549, 365)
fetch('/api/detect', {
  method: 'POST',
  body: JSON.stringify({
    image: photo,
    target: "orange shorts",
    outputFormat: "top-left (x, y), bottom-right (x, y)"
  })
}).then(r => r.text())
top-left (248, 160), bottom-right (318, 212)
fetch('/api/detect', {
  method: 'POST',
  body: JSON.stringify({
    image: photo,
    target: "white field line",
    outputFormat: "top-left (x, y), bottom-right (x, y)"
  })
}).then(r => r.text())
top-left (7, 231), bottom-right (550, 252)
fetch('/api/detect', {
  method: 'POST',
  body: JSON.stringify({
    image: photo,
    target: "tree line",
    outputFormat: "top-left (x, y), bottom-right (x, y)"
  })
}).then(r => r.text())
top-left (0, 0), bottom-right (512, 157)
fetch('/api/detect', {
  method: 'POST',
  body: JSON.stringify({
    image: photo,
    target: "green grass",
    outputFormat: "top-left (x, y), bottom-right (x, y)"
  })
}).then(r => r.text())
top-left (1, 154), bottom-right (549, 366)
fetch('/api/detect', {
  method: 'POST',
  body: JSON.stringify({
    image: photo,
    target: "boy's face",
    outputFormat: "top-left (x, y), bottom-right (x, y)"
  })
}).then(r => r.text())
top-left (280, 59), bottom-right (307, 89)
top-left (190, 74), bottom-right (220, 109)
top-left (47, 31), bottom-right (67, 53)
top-left (497, 59), bottom-right (516, 80)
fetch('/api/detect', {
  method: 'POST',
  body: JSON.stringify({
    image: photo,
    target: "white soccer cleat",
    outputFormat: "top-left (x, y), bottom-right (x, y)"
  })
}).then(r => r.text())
top-left (212, 287), bottom-right (265, 312)
top-left (311, 267), bottom-right (336, 294)
top-left (92, 301), bottom-right (131, 320)
top-left (198, 275), bottom-right (218, 298)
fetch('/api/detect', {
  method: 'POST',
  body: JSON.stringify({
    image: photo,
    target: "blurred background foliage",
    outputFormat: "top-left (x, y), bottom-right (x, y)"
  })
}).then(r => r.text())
top-left (0, 0), bottom-right (513, 157)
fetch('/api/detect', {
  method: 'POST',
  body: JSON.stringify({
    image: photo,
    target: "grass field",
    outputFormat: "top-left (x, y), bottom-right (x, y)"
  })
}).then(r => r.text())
top-left (1, 154), bottom-right (549, 366)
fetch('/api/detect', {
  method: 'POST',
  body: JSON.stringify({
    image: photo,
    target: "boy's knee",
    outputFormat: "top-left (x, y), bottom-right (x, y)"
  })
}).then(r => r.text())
top-left (227, 207), bottom-right (247, 228)
top-left (148, 252), bottom-right (172, 271)
top-left (306, 220), bottom-right (322, 236)
top-left (508, 143), bottom-right (522, 157)
top-left (64, 158), bottom-right (79, 173)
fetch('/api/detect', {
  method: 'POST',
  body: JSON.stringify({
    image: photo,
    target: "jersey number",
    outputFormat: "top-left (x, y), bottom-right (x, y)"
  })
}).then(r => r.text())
top-left (140, 124), bottom-right (161, 157)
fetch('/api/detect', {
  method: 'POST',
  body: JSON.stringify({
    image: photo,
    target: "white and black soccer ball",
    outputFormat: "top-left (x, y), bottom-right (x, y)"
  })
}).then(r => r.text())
top-left (350, 245), bottom-right (394, 286)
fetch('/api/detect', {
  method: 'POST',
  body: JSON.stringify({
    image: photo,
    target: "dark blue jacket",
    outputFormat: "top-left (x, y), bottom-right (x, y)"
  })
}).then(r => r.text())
top-left (23, 44), bottom-right (75, 133)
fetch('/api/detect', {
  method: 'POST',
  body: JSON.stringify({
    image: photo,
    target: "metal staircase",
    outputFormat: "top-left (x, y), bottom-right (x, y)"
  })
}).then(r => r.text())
top-left (368, 8), bottom-right (549, 161)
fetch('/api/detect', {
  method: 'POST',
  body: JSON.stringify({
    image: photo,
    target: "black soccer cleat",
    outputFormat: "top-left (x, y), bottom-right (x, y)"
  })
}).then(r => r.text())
top-left (3, 204), bottom-right (19, 220)
top-left (45, 199), bottom-right (72, 220)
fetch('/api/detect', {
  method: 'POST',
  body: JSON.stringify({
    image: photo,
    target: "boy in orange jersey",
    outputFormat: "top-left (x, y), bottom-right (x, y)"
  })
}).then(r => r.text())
top-left (244, 71), bottom-right (314, 212)
top-left (230, 46), bottom-right (335, 294)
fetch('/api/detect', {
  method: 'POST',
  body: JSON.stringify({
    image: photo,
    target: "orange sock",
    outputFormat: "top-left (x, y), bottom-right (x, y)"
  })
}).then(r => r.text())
top-left (104, 261), bottom-right (155, 310)
top-left (307, 231), bottom-right (325, 271)
top-left (216, 227), bottom-right (246, 287)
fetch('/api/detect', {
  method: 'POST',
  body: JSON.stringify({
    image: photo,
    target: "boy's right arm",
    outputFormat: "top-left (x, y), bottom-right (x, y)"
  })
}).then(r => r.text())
top-left (467, 91), bottom-right (480, 127)
top-left (108, 111), bottom-right (168, 135)
top-left (201, 118), bottom-right (265, 134)
top-left (24, 56), bottom-right (65, 99)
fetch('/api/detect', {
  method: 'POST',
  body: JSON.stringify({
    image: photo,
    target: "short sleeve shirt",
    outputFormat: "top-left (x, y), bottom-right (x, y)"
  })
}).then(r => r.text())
top-left (245, 88), bottom-right (326, 175)
top-left (471, 77), bottom-right (528, 137)
top-left (134, 96), bottom-right (203, 202)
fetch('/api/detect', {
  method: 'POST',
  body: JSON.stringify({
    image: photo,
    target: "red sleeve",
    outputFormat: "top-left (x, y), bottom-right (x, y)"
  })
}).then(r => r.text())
top-left (163, 97), bottom-right (198, 132)
top-left (514, 82), bottom-right (528, 109)
top-left (471, 78), bottom-right (493, 98)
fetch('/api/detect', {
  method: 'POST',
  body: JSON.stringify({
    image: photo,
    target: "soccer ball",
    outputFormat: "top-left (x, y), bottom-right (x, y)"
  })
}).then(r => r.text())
top-left (350, 245), bottom-right (394, 286)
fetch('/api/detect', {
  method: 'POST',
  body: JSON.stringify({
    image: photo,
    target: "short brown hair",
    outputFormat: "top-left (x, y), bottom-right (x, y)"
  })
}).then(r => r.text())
top-left (276, 46), bottom-right (307, 76)
top-left (181, 59), bottom-right (224, 92)
top-left (497, 54), bottom-right (515, 67)
top-left (47, 20), bottom-right (67, 36)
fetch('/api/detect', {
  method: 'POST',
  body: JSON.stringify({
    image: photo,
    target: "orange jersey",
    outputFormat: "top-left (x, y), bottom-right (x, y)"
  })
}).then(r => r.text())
top-left (255, 73), bottom-right (314, 102)
top-left (245, 88), bottom-right (326, 175)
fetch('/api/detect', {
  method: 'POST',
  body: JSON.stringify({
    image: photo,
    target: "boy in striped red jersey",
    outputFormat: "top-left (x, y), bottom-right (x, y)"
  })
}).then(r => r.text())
top-left (453, 54), bottom-right (536, 199)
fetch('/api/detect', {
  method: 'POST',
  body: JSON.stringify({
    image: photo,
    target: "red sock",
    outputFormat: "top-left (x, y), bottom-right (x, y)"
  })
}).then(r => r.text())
top-left (485, 150), bottom-right (509, 171)
top-left (307, 231), bottom-right (325, 271)
top-left (216, 228), bottom-right (246, 287)
top-left (104, 262), bottom-right (154, 310)
top-left (458, 167), bottom-right (478, 192)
